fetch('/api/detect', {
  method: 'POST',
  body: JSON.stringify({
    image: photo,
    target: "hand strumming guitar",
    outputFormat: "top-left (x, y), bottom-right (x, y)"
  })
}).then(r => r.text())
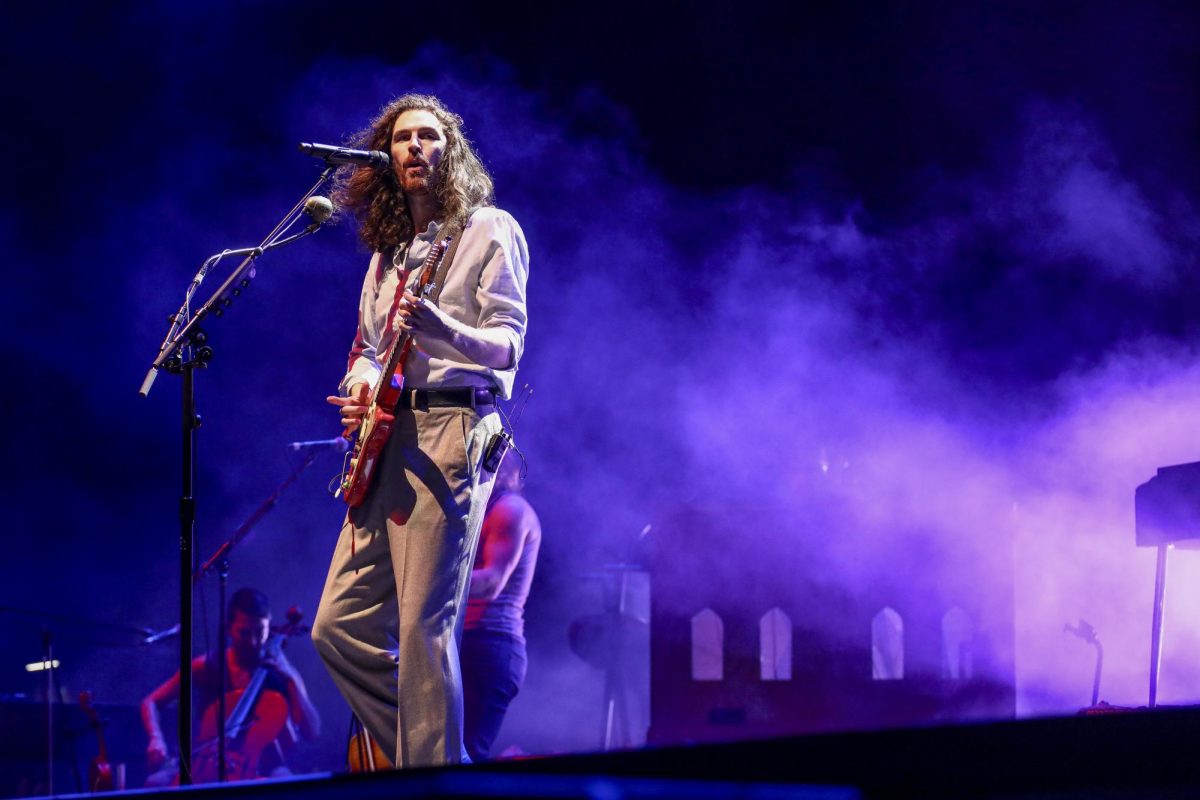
top-left (326, 382), bottom-right (370, 434)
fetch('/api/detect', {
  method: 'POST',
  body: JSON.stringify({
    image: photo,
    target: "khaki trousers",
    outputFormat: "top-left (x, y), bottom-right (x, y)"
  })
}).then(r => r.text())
top-left (313, 404), bottom-right (500, 768)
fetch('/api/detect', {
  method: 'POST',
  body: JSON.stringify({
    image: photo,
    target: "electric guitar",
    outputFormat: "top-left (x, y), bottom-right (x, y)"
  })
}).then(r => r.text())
top-left (339, 237), bottom-right (452, 507)
top-left (347, 721), bottom-right (392, 772)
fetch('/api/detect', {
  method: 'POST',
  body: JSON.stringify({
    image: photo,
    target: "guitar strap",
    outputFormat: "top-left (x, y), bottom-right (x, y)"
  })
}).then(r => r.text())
top-left (427, 207), bottom-right (478, 305)
top-left (383, 207), bottom-right (476, 306)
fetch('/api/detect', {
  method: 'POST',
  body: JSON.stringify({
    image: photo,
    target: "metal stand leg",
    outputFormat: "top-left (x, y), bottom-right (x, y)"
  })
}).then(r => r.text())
top-left (601, 571), bottom-right (634, 750)
top-left (43, 631), bottom-right (53, 796)
top-left (1149, 543), bottom-right (1170, 708)
top-left (602, 668), bottom-right (628, 750)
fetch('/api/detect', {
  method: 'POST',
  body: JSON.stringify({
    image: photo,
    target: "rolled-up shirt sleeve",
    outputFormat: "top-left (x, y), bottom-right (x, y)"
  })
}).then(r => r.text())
top-left (340, 210), bottom-right (528, 399)
top-left (474, 212), bottom-right (529, 370)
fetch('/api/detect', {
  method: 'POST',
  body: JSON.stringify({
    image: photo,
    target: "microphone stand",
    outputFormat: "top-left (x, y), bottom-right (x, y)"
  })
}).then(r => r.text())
top-left (137, 166), bottom-right (333, 785)
top-left (192, 448), bottom-right (319, 782)
top-left (1064, 619), bottom-right (1105, 707)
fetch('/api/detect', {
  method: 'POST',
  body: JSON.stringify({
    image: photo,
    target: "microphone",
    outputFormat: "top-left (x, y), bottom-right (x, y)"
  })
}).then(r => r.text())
top-left (299, 142), bottom-right (390, 169)
top-left (287, 437), bottom-right (351, 453)
top-left (304, 195), bottom-right (334, 224)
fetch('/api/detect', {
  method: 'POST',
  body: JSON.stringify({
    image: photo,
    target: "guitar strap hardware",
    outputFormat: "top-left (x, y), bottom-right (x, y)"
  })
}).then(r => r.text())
top-left (426, 212), bottom-right (471, 304)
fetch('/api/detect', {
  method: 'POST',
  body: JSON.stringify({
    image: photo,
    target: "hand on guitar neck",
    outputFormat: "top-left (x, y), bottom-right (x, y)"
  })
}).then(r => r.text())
top-left (395, 291), bottom-right (456, 343)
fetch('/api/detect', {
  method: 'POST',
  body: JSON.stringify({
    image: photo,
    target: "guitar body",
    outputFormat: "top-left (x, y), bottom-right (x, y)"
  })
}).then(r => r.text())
top-left (189, 687), bottom-right (290, 783)
top-left (347, 727), bottom-right (393, 772)
top-left (342, 382), bottom-right (402, 508)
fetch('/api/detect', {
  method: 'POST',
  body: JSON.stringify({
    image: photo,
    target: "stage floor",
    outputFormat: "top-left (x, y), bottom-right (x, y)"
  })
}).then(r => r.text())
top-left (15, 705), bottom-right (1200, 800)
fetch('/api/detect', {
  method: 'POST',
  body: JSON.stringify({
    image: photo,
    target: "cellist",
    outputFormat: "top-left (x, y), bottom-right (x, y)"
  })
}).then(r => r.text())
top-left (140, 587), bottom-right (321, 784)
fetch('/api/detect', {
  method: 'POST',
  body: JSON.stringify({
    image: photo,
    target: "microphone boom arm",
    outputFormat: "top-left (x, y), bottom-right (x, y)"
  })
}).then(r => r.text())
top-left (194, 449), bottom-right (320, 584)
top-left (139, 166), bottom-right (335, 397)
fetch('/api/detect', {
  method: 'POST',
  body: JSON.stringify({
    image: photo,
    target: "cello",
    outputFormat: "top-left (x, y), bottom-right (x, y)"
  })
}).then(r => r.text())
top-left (188, 610), bottom-right (305, 783)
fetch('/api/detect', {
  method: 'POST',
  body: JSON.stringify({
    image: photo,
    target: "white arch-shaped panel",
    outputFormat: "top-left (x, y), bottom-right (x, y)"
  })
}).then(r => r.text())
top-left (941, 606), bottom-right (974, 680)
top-left (759, 607), bottom-right (793, 681)
top-left (871, 607), bottom-right (904, 680)
top-left (691, 608), bottom-right (724, 681)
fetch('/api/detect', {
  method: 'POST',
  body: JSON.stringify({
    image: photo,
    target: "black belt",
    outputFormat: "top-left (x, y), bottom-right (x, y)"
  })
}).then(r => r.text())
top-left (397, 387), bottom-right (496, 410)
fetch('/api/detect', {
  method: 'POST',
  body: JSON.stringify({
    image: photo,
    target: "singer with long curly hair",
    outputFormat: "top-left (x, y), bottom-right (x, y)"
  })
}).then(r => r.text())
top-left (311, 93), bottom-right (529, 769)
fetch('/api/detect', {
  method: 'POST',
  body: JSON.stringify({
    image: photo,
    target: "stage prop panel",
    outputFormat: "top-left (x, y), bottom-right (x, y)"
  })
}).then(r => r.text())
top-left (649, 500), bottom-right (1015, 744)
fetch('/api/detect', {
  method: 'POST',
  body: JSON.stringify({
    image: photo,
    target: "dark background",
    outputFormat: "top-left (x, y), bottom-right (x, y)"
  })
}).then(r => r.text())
top-left (3, 0), bottom-right (1200, 777)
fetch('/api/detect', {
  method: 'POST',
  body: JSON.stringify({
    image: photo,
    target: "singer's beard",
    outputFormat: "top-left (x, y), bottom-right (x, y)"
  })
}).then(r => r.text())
top-left (401, 174), bottom-right (431, 195)
top-left (400, 163), bottom-right (438, 194)
top-left (400, 163), bottom-right (447, 201)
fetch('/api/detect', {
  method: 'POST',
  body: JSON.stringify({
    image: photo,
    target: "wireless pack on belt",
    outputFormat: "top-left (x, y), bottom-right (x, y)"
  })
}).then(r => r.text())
top-left (484, 383), bottom-right (531, 474)
top-left (483, 430), bottom-right (512, 473)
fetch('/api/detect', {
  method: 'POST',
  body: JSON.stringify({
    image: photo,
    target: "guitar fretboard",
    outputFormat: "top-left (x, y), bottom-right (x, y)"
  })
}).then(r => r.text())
top-left (376, 238), bottom-right (449, 394)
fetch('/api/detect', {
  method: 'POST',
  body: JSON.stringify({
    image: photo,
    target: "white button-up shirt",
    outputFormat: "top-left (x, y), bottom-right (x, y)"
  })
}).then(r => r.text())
top-left (340, 207), bottom-right (529, 399)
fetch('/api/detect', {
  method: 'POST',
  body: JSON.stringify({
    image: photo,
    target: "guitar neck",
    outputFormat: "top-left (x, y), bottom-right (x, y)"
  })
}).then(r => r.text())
top-left (372, 237), bottom-right (450, 400)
